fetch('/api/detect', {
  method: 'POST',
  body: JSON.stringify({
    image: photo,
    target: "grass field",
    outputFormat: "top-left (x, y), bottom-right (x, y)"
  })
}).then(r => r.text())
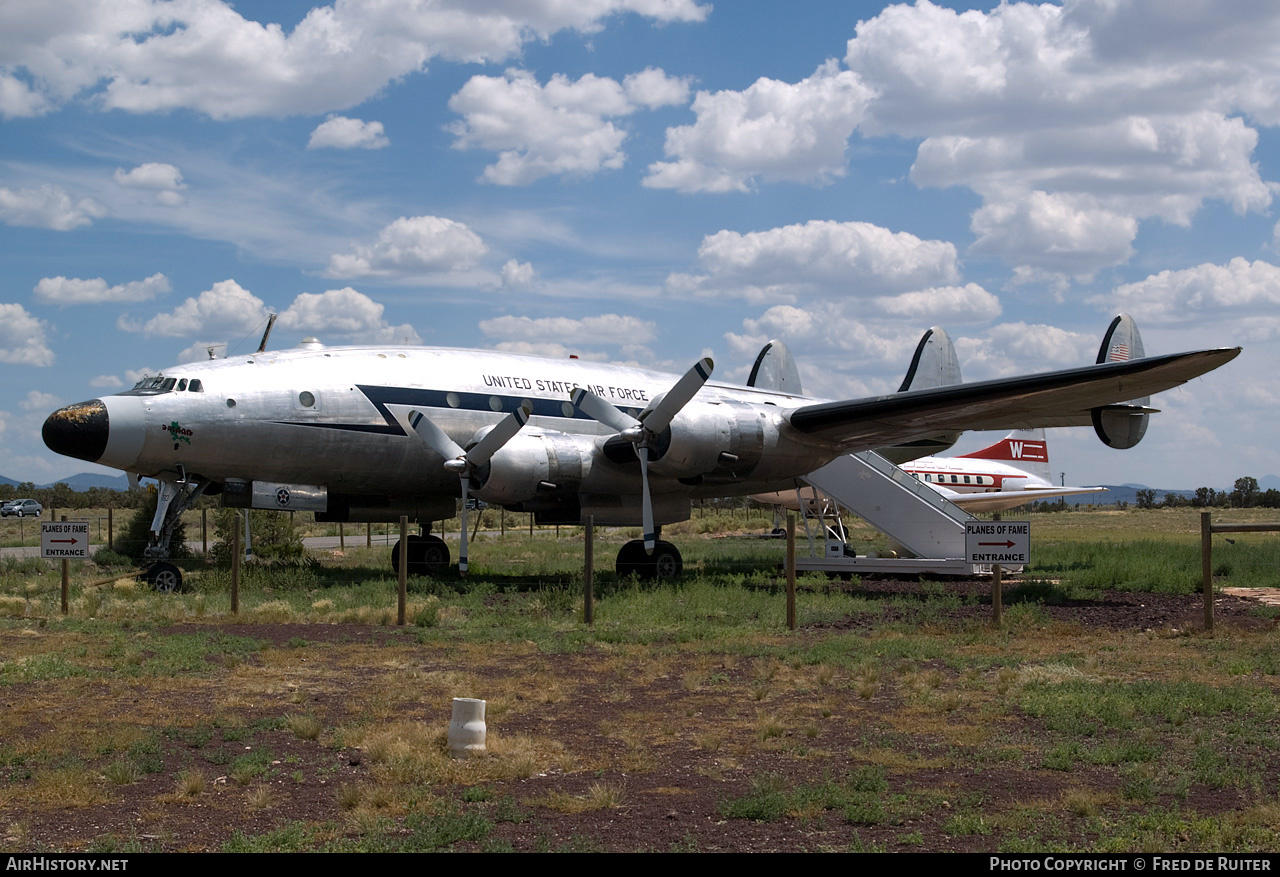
top-left (2, 507), bottom-right (1279, 852)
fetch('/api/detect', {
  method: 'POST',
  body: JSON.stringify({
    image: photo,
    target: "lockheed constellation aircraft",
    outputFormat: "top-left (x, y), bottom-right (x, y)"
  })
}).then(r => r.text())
top-left (42, 315), bottom-right (1237, 590)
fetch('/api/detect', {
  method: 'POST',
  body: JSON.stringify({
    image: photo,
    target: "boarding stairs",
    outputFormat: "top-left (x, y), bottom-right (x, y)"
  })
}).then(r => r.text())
top-left (797, 451), bottom-right (978, 574)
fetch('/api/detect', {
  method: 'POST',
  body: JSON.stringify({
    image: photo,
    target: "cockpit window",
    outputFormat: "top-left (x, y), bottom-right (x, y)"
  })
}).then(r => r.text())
top-left (121, 375), bottom-right (204, 396)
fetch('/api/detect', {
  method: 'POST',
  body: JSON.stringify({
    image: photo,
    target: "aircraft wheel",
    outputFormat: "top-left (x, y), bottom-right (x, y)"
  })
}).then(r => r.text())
top-left (616, 540), bottom-right (683, 581)
top-left (146, 562), bottom-right (182, 593)
top-left (614, 540), bottom-right (646, 579)
top-left (420, 535), bottom-right (449, 572)
top-left (391, 534), bottom-right (450, 576)
top-left (649, 541), bottom-right (684, 580)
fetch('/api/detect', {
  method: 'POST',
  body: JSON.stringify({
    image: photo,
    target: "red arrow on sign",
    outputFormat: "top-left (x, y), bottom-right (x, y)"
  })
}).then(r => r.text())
top-left (978, 540), bottom-right (1016, 549)
top-left (50, 538), bottom-right (81, 544)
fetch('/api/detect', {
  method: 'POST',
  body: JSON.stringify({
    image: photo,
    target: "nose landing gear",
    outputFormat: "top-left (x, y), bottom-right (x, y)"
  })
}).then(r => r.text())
top-left (140, 474), bottom-right (205, 593)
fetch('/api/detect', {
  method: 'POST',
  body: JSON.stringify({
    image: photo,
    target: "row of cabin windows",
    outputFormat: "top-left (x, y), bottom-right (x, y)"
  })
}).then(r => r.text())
top-left (916, 472), bottom-right (994, 486)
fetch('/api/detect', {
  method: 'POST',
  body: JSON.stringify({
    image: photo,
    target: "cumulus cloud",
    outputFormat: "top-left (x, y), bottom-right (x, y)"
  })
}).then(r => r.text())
top-left (0, 184), bottom-right (104, 230)
top-left (500, 259), bottom-right (536, 289)
top-left (114, 163), bottom-right (187, 207)
top-left (673, 220), bottom-right (961, 300)
top-left (89, 374), bottom-right (124, 389)
top-left (839, 0), bottom-right (1280, 276)
top-left (871, 284), bottom-right (1001, 323)
top-left (114, 162), bottom-right (184, 190)
top-left (307, 115), bottom-right (389, 149)
top-left (0, 0), bottom-right (709, 119)
top-left (447, 68), bottom-right (688, 184)
top-left (115, 279), bottom-right (422, 344)
top-left (325, 215), bottom-right (488, 280)
top-left (20, 390), bottom-right (61, 412)
top-left (623, 67), bottom-right (692, 109)
top-left (969, 192), bottom-right (1138, 277)
top-left (277, 286), bottom-right (422, 344)
top-left (0, 70), bottom-right (49, 119)
top-left (1099, 258), bottom-right (1280, 327)
top-left (490, 341), bottom-right (609, 362)
top-left (954, 322), bottom-right (1097, 379)
top-left (479, 314), bottom-right (657, 346)
top-left (644, 60), bottom-right (872, 193)
top-left (0, 303), bottom-right (54, 366)
top-left (35, 272), bottom-right (171, 305)
top-left (118, 279), bottom-right (269, 338)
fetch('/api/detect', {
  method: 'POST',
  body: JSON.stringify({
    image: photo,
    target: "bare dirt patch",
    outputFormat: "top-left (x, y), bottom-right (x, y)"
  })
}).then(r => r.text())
top-left (2, 582), bottom-right (1277, 853)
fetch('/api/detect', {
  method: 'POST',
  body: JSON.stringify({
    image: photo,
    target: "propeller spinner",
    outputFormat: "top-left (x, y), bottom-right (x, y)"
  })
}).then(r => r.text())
top-left (571, 357), bottom-right (713, 553)
top-left (408, 401), bottom-right (532, 576)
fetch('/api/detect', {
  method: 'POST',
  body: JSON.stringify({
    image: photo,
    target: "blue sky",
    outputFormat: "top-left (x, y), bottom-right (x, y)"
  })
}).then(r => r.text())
top-left (3, 0), bottom-right (1278, 489)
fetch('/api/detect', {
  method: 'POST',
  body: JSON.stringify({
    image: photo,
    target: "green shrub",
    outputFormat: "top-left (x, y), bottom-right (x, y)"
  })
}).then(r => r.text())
top-left (116, 489), bottom-right (190, 561)
top-left (208, 509), bottom-right (304, 564)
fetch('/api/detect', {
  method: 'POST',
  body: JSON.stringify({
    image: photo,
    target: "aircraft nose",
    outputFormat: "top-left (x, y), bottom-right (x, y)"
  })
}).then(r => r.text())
top-left (42, 399), bottom-right (110, 463)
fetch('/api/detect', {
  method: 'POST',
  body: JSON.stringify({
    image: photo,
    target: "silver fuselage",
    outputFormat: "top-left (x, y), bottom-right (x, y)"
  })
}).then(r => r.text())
top-left (88, 345), bottom-right (844, 519)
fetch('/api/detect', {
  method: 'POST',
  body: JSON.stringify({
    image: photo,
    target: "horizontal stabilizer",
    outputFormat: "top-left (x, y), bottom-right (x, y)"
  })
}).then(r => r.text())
top-left (935, 484), bottom-right (1108, 514)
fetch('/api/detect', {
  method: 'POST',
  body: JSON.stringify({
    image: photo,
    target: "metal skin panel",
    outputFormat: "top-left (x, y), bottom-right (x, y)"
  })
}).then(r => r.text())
top-left (250, 481), bottom-right (328, 512)
top-left (43, 339), bottom-right (1239, 526)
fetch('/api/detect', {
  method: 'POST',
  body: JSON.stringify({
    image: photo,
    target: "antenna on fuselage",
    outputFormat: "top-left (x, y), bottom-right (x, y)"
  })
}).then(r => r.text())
top-left (256, 313), bottom-right (278, 354)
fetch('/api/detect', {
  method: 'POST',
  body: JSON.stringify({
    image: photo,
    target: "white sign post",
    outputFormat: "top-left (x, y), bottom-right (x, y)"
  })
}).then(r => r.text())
top-left (965, 520), bottom-right (1030, 566)
top-left (41, 521), bottom-right (89, 559)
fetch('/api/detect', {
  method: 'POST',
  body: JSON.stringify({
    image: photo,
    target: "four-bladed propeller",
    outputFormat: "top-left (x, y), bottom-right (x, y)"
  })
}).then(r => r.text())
top-left (409, 401), bottom-right (532, 576)
top-left (571, 357), bottom-right (713, 553)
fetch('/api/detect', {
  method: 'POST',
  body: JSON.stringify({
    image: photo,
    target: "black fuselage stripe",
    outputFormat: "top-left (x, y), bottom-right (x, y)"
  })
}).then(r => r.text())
top-left (272, 384), bottom-right (599, 435)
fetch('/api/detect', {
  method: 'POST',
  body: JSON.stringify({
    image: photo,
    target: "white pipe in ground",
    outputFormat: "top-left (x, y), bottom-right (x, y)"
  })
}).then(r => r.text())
top-left (447, 697), bottom-right (486, 757)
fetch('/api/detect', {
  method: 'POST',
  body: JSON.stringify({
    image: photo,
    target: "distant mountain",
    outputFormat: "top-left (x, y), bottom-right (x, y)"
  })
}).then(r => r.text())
top-left (0, 473), bottom-right (132, 492)
top-left (1055, 485), bottom-right (1198, 507)
top-left (46, 473), bottom-right (132, 491)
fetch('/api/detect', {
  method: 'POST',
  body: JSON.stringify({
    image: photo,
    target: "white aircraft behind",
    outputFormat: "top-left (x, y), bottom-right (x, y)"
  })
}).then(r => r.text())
top-left (41, 312), bottom-right (1236, 589)
top-left (902, 429), bottom-right (1106, 514)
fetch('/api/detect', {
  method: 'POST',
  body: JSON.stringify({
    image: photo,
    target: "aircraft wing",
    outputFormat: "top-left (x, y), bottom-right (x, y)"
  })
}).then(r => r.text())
top-left (787, 347), bottom-right (1239, 448)
top-left (933, 485), bottom-right (1108, 514)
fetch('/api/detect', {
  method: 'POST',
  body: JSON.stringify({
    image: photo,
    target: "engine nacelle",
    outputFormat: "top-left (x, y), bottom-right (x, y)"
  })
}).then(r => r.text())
top-left (648, 401), bottom-right (767, 479)
top-left (472, 430), bottom-right (593, 505)
top-left (1092, 405), bottom-right (1149, 449)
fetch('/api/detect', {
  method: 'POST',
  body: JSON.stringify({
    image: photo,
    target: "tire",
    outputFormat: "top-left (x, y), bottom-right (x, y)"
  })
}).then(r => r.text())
top-left (614, 539), bottom-right (646, 579)
top-left (420, 536), bottom-right (449, 570)
top-left (615, 539), bottom-right (683, 581)
top-left (391, 534), bottom-right (450, 576)
top-left (146, 562), bottom-right (182, 593)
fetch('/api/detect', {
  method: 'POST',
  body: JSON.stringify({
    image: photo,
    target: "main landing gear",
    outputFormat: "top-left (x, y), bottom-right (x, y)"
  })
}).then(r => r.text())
top-left (390, 533), bottom-right (451, 577)
top-left (615, 539), bottom-right (683, 581)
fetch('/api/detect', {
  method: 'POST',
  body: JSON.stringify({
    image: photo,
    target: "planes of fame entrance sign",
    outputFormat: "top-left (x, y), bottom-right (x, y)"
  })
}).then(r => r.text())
top-left (41, 521), bottom-right (89, 559)
top-left (965, 520), bottom-right (1030, 566)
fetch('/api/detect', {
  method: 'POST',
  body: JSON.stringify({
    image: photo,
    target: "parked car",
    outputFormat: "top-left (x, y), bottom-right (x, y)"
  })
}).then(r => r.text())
top-left (0, 499), bottom-right (43, 518)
